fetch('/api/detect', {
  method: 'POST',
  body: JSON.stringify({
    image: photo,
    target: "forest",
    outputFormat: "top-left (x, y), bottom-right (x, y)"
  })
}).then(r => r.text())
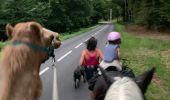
top-left (0, 0), bottom-right (169, 40)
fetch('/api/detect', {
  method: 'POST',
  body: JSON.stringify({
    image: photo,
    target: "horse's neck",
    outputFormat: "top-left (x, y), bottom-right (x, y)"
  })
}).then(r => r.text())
top-left (2, 45), bottom-right (41, 69)
top-left (0, 46), bottom-right (41, 100)
top-left (105, 77), bottom-right (143, 100)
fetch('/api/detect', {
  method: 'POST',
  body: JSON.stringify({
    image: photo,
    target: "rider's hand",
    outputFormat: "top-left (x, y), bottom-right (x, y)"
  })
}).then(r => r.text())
top-left (80, 66), bottom-right (85, 71)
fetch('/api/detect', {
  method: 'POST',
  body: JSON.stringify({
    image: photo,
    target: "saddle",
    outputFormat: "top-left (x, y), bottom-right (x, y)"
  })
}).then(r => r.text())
top-left (103, 66), bottom-right (135, 78)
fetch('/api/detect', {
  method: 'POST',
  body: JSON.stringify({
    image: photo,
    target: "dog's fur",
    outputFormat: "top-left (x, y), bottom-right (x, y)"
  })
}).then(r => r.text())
top-left (0, 21), bottom-right (61, 100)
top-left (73, 66), bottom-right (86, 88)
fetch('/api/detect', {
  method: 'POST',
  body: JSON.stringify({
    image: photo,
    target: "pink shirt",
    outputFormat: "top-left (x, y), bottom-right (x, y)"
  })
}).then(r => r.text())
top-left (83, 49), bottom-right (100, 66)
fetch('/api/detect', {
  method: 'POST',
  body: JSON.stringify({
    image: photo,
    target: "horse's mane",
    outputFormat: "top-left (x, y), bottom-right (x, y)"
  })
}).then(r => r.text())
top-left (104, 77), bottom-right (143, 100)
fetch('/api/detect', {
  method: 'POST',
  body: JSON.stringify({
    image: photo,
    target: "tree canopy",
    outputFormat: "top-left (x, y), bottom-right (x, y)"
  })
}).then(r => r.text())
top-left (0, 0), bottom-right (169, 41)
top-left (0, 0), bottom-right (111, 34)
top-left (112, 0), bottom-right (170, 31)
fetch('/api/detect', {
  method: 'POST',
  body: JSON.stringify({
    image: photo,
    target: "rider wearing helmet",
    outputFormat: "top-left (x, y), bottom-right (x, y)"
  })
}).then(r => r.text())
top-left (100, 31), bottom-right (122, 71)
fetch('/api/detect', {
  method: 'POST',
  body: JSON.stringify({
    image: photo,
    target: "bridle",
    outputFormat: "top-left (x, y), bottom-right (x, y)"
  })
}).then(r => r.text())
top-left (11, 41), bottom-right (55, 58)
top-left (12, 41), bottom-right (49, 52)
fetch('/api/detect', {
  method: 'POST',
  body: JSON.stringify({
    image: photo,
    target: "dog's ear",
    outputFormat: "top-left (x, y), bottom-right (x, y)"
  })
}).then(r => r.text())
top-left (29, 22), bottom-right (42, 40)
top-left (135, 67), bottom-right (155, 94)
top-left (6, 23), bottom-right (14, 39)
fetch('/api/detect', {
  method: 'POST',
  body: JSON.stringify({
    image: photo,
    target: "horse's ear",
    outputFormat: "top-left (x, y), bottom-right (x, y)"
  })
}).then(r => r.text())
top-left (135, 67), bottom-right (155, 94)
top-left (99, 66), bottom-right (114, 86)
top-left (29, 22), bottom-right (42, 40)
top-left (6, 23), bottom-right (14, 39)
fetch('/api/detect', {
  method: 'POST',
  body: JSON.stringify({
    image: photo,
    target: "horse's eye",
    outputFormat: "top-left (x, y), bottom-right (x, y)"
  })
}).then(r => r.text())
top-left (50, 35), bottom-right (54, 40)
top-left (56, 36), bottom-right (60, 41)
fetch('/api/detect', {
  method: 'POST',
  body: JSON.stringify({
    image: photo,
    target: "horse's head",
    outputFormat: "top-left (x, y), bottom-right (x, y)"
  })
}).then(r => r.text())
top-left (94, 66), bottom-right (155, 100)
top-left (42, 28), bottom-right (61, 48)
top-left (5, 21), bottom-right (61, 62)
top-left (105, 77), bottom-right (143, 100)
top-left (6, 23), bottom-right (61, 49)
top-left (6, 22), bottom-right (45, 44)
top-left (93, 67), bottom-right (123, 100)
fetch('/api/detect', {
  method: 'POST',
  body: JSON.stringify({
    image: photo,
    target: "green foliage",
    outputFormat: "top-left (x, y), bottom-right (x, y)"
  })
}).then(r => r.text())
top-left (60, 25), bottom-right (98, 41)
top-left (92, 0), bottom-right (107, 20)
top-left (110, 0), bottom-right (170, 31)
top-left (127, 0), bottom-right (170, 30)
top-left (0, 0), bottom-right (51, 35)
top-left (0, 0), bottom-right (169, 41)
top-left (0, 0), bottom-right (113, 40)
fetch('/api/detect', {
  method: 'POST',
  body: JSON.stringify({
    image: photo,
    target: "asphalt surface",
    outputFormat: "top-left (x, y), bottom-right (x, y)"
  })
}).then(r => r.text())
top-left (39, 24), bottom-right (114, 100)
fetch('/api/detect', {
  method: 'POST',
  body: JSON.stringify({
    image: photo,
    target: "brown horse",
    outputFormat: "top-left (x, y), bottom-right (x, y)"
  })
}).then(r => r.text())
top-left (0, 21), bottom-right (61, 100)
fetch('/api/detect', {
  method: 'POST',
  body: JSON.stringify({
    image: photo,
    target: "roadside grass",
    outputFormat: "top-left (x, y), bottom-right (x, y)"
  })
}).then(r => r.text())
top-left (114, 22), bottom-right (170, 100)
top-left (60, 25), bottom-right (98, 41)
top-left (0, 41), bottom-right (8, 60)
top-left (0, 41), bottom-right (8, 49)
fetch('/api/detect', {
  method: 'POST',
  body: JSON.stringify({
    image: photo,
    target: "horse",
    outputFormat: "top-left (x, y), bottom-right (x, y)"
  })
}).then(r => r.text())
top-left (0, 21), bottom-right (61, 100)
top-left (93, 66), bottom-right (155, 100)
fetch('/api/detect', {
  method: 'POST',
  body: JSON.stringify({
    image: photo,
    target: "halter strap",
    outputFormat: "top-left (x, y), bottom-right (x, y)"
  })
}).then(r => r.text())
top-left (11, 41), bottom-right (50, 53)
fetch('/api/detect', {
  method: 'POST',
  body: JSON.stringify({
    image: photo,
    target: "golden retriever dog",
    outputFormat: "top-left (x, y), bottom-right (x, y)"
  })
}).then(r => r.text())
top-left (0, 21), bottom-right (61, 100)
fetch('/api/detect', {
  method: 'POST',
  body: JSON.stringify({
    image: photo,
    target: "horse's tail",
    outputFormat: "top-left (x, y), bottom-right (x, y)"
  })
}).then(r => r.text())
top-left (135, 67), bottom-right (155, 94)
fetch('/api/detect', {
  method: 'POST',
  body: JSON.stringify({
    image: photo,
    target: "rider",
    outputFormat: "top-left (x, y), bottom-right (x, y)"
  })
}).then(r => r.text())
top-left (100, 31), bottom-right (122, 71)
top-left (79, 37), bottom-right (103, 100)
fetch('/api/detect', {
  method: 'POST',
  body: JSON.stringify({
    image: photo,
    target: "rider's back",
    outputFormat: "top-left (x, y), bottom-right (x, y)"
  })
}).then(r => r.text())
top-left (104, 44), bottom-right (119, 62)
top-left (83, 49), bottom-right (100, 67)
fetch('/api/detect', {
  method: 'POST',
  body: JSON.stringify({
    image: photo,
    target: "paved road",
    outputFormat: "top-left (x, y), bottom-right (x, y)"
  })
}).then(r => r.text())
top-left (39, 24), bottom-right (114, 100)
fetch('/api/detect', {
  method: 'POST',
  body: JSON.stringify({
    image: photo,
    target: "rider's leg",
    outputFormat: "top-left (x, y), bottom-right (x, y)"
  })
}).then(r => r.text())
top-left (85, 68), bottom-right (97, 100)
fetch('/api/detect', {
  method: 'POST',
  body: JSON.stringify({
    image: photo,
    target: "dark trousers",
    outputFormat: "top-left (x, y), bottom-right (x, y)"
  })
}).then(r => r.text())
top-left (84, 66), bottom-right (99, 91)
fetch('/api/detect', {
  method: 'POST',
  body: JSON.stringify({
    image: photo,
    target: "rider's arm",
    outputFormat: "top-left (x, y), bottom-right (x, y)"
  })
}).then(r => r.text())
top-left (117, 48), bottom-right (121, 60)
top-left (79, 50), bottom-right (85, 66)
